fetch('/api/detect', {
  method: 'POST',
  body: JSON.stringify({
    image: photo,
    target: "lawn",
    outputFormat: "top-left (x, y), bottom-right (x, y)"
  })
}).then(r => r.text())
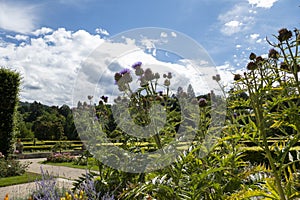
top-left (0, 172), bottom-right (42, 187)
top-left (40, 161), bottom-right (99, 171)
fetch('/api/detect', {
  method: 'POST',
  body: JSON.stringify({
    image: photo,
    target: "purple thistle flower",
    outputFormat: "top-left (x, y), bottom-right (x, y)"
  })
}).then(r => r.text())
top-left (120, 68), bottom-right (130, 75)
top-left (131, 61), bottom-right (142, 69)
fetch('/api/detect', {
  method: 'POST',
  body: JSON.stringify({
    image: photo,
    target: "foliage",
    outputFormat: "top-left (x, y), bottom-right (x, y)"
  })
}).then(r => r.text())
top-left (0, 68), bottom-right (21, 156)
top-left (17, 101), bottom-right (78, 141)
top-left (227, 28), bottom-right (300, 199)
top-left (0, 156), bottom-right (30, 178)
top-left (70, 27), bottom-right (300, 200)
top-left (52, 140), bottom-right (71, 153)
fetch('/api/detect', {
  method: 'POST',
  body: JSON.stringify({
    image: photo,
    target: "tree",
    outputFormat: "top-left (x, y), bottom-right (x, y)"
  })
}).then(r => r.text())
top-left (0, 68), bottom-right (21, 156)
top-left (33, 112), bottom-right (65, 140)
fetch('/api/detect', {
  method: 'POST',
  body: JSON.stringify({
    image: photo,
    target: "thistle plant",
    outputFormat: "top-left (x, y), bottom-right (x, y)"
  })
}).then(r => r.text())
top-left (229, 28), bottom-right (300, 200)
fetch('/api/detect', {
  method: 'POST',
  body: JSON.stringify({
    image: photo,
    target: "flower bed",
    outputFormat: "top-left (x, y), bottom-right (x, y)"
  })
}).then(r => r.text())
top-left (46, 153), bottom-right (76, 163)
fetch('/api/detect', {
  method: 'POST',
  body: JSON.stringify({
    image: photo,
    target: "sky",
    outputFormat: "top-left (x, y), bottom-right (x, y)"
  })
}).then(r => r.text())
top-left (0, 0), bottom-right (299, 106)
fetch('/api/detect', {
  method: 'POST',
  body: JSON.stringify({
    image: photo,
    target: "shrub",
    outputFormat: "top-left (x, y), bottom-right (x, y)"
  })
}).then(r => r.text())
top-left (0, 68), bottom-right (21, 156)
top-left (0, 156), bottom-right (30, 178)
top-left (46, 153), bottom-right (76, 163)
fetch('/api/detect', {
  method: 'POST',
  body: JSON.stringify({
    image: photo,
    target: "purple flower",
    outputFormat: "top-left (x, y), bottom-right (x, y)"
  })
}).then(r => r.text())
top-left (131, 61), bottom-right (142, 69)
top-left (120, 68), bottom-right (130, 75)
top-left (233, 112), bottom-right (238, 118)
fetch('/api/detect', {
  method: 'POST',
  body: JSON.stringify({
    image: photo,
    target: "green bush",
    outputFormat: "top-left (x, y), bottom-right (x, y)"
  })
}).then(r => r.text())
top-left (0, 68), bottom-right (21, 156)
top-left (0, 157), bottom-right (29, 178)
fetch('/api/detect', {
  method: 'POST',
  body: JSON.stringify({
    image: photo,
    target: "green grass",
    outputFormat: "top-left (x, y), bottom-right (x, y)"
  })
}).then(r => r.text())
top-left (0, 172), bottom-right (42, 187)
top-left (40, 161), bottom-right (99, 171)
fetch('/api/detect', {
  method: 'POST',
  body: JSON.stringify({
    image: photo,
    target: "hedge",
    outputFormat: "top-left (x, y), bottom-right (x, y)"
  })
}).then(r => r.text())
top-left (0, 68), bottom-right (20, 156)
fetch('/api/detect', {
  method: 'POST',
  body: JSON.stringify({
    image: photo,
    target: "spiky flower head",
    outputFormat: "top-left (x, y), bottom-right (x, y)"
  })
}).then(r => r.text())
top-left (278, 28), bottom-right (292, 42)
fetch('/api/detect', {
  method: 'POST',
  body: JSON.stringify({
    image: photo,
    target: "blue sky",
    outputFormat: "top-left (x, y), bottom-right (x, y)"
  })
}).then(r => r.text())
top-left (0, 0), bottom-right (299, 106)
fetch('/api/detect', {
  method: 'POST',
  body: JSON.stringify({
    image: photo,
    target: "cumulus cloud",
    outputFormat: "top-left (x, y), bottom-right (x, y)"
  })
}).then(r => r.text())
top-left (73, 30), bottom-right (221, 105)
top-left (248, 0), bottom-right (278, 8)
top-left (218, 3), bottom-right (255, 36)
top-left (6, 34), bottom-right (29, 41)
top-left (0, 27), bottom-right (104, 106)
top-left (95, 28), bottom-right (110, 36)
top-left (32, 27), bottom-right (53, 36)
top-left (0, 2), bottom-right (38, 33)
top-left (1, 27), bottom-right (226, 106)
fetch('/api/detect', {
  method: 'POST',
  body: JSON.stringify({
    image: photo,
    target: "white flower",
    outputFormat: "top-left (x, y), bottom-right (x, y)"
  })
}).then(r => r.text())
top-left (8, 165), bottom-right (11, 168)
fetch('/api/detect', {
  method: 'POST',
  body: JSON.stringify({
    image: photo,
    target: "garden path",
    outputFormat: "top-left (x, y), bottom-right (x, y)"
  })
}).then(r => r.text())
top-left (0, 158), bottom-right (94, 199)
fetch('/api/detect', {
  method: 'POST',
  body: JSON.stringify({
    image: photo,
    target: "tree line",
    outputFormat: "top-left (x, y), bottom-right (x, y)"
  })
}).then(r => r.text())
top-left (16, 101), bottom-right (78, 140)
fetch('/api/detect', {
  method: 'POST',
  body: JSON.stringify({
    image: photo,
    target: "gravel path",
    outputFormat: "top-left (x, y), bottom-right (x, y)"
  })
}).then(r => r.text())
top-left (0, 158), bottom-right (93, 199)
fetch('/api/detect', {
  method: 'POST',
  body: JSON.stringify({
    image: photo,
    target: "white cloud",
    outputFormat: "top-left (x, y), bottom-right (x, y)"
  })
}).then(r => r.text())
top-left (0, 27), bottom-right (227, 106)
top-left (95, 28), bottom-right (110, 36)
top-left (256, 38), bottom-right (263, 43)
top-left (0, 27), bottom-right (104, 106)
top-left (248, 0), bottom-right (278, 8)
top-left (218, 3), bottom-right (255, 36)
top-left (6, 34), bottom-right (29, 41)
top-left (160, 32), bottom-right (168, 38)
top-left (32, 27), bottom-right (53, 36)
top-left (250, 33), bottom-right (260, 40)
top-left (0, 2), bottom-right (37, 33)
top-left (225, 20), bottom-right (242, 28)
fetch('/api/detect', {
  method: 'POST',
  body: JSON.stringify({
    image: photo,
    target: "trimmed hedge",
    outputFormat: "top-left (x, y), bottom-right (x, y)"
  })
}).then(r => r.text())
top-left (0, 68), bottom-right (20, 156)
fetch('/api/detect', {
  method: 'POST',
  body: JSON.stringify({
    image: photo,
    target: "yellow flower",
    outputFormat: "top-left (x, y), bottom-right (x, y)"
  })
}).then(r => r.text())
top-left (79, 190), bottom-right (84, 196)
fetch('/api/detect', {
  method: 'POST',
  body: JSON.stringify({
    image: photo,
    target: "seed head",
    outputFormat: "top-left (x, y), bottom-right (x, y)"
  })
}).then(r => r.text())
top-left (278, 28), bottom-right (292, 42)
top-left (249, 52), bottom-right (256, 60)
top-left (234, 74), bottom-right (242, 81)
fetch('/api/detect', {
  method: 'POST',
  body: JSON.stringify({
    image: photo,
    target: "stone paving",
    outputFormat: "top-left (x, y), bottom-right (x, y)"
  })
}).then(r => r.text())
top-left (0, 158), bottom-right (92, 199)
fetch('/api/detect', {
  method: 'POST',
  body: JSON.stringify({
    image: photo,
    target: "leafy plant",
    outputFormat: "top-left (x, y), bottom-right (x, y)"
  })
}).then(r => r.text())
top-left (228, 28), bottom-right (300, 200)
top-left (0, 156), bottom-right (30, 177)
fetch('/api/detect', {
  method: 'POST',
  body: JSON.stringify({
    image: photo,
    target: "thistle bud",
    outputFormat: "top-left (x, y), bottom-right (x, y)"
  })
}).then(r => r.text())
top-left (154, 72), bottom-right (160, 79)
top-left (144, 68), bottom-right (154, 81)
top-left (278, 28), bottom-right (292, 42)
top-left (234, 74), bottom-right (242, 81)
top-left (247, 62), bottom-right (258, 70)
top-left (164, 79), bottom-right (170, 86)
top-left (249, 52), bottom-right (256, 60)
top-left (280, 62), bottom-right (289, 71)
top-left (114, 73), bottom-right (122, 82)
top-left (268, 48), bottom-right (280, 59)
top-left (198, 98), bottom-right (207, 107)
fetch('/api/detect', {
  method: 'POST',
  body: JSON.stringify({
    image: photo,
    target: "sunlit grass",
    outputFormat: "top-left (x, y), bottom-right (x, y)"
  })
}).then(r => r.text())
top-left (40, 161), bottom-right (99, 171)
top-left (0, 172), bottom-right (42, 187)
